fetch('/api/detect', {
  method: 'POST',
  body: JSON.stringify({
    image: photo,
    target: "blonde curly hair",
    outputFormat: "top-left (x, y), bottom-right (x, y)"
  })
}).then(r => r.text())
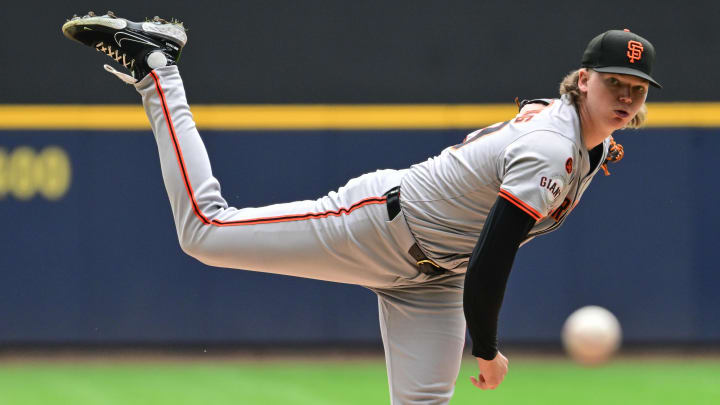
top-left (559, 69), bottom-right (647, 129)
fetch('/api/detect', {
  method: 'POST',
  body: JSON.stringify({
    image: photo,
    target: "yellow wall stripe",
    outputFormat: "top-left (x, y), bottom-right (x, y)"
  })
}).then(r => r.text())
top-left (0, 103), bottom-right (719, 130)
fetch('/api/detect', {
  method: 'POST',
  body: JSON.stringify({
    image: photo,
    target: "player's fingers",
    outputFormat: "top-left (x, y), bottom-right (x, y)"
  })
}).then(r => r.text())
top-left (470, 375), bottom-right (489, 390)
top-left (485, 378), bottom-right (500, 390)
top-left (482, 373), bottom-right (503, 390)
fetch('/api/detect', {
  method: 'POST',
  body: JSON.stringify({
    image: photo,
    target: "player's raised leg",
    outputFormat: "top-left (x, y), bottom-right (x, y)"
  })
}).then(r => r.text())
top-left (138, 65), bottom-right (423, 286)
top-left (61, 12), bottom-right (422, 288)
top-left (374, 273), bottom-right (467, 405)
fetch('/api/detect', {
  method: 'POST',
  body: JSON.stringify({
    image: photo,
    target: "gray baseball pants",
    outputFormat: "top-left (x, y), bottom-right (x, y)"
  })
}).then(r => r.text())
top-left (137, 66), bottom-right (467, 404)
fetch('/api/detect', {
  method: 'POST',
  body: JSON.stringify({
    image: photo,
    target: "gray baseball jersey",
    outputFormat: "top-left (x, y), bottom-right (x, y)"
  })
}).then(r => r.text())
top-left (137, 66), bottom-right (608, 405)
top-left (401, 96), bottom-right (610, 270)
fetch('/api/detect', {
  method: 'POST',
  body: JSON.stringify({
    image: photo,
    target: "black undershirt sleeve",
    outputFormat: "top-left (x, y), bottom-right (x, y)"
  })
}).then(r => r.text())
top-left (463, 196), bottom-right (537, 360)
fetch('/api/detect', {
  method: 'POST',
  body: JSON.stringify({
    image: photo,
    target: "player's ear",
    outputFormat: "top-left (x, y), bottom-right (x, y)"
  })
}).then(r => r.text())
top-left (577, 68), bottom-right (591, 93)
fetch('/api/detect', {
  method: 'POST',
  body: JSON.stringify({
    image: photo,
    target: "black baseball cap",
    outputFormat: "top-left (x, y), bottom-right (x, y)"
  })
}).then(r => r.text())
top-left (581, 29), bottom-right (661, 89)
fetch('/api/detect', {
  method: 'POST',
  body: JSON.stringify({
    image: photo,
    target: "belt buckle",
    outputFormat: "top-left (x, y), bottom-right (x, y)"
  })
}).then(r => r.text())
top-left (416, 259), bottom-right (445, 276)
top-left (408, 243), bottom-right (446, 276)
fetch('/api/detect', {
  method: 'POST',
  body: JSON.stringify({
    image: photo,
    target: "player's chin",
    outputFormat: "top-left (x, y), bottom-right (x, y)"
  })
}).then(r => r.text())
top-left (606, 119), bottom-right (625, 132)
top-left (608, 115), bottom-right (630, 130)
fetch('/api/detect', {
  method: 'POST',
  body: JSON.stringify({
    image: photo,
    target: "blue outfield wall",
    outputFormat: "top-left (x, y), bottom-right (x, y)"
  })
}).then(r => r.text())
top-left (0, 128), bottom-right (718, 345)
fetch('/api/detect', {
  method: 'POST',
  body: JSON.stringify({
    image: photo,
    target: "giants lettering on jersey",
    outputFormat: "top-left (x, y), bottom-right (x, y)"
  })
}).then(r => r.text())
top-left (540, 176), bottom-right (562, 198)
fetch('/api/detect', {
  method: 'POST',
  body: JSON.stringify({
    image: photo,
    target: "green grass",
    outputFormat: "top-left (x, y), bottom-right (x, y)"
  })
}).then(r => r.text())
top-left (0, 358), bottom-right (718, 404)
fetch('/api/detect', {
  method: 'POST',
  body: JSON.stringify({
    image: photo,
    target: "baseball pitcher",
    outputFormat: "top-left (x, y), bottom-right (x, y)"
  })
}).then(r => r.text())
top-left (62, 12), bottom-right (659, 404)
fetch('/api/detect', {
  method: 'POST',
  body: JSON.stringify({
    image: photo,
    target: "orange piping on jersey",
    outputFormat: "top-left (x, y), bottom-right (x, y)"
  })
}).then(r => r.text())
top-left (210, 196), bottom-right (388, 226)
top-left (498, 189), bottom-right (543, 221)
top-left (150, 71), bottom-right (386, 227)
top-left (151, 70), bottom-right (211, 225)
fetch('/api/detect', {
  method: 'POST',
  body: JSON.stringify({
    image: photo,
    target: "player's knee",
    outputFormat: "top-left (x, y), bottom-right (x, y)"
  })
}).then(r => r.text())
top-left (179, 241), bottom-right (217, 267)
top-left (178, 237), bottom-right (197, 258)
top-left (177, 232), bottom-right (209, 263)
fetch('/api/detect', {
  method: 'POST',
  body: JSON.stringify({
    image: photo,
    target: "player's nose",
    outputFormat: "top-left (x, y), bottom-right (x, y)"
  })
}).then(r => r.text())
top-left (618, 85), bottom-right (632, 104)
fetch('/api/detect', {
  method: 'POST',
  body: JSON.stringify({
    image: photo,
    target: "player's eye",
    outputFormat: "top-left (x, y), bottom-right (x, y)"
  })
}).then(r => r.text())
top-left (633, 86), bottom-right (646, 94)
top-left (607, 77), bottom-right (620, 86)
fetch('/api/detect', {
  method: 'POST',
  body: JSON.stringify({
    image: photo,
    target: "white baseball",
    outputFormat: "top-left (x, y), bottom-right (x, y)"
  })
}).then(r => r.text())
top-left (562, 305), bottom-right (622, 365)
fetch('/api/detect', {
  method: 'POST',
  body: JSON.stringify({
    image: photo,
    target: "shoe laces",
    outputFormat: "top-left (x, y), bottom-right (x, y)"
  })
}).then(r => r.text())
top-left (103, 64), bottom-right (137, 85)
top-left (95, 42), bottom-right (134, 71)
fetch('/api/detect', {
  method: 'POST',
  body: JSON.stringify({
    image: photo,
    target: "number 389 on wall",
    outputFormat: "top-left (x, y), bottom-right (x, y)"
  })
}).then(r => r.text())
top-left (0, 146), bottom-right (72, 201)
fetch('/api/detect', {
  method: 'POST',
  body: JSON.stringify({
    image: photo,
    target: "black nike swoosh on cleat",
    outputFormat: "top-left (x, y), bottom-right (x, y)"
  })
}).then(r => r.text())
top-left (113, 31), bottom-right (159, 48)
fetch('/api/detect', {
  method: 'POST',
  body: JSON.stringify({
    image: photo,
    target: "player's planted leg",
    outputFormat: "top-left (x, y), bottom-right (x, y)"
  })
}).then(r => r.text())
top-left (375, 275), bottom-right (466, 405)
top-left (62, 11), bottom-right (187, 84)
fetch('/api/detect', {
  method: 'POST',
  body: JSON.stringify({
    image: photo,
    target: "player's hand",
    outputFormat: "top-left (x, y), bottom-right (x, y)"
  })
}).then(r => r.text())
top-left (470, 351), bottom-right (508, 390)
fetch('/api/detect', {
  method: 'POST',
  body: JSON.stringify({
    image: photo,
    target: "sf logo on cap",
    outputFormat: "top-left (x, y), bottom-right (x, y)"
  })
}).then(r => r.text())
top-left (627, 40), bottom-right (644, 63)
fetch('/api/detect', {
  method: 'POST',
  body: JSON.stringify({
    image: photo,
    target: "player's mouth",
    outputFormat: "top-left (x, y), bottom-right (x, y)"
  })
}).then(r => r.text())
top-left (613, 109), bottom-right (629, 119)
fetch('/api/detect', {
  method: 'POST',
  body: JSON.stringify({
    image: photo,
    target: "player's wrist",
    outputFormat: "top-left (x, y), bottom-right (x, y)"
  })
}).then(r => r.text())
top-left (473, 347), bottom-right (498, 361)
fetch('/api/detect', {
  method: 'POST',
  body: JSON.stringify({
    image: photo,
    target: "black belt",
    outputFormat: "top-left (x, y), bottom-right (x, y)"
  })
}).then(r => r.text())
top-left (384, 186), bottom-right (447, 276)
top-left (385, 186), bottom-right (402, 220)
